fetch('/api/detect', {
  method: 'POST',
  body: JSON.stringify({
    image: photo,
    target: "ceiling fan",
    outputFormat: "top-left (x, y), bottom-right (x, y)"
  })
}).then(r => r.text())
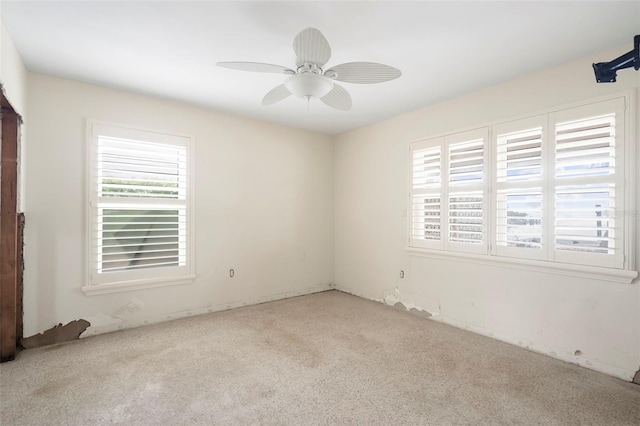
top-left (217, 28), bottom-right (401, 111)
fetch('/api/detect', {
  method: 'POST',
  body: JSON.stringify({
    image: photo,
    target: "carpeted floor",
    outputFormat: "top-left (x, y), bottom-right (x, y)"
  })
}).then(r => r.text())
top-left (1, 290), bottom-right (639, 425)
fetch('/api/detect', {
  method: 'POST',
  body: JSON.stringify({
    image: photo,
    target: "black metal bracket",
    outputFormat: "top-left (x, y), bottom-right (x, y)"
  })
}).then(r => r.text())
top-left (592, 35), bottom-right (640, 83)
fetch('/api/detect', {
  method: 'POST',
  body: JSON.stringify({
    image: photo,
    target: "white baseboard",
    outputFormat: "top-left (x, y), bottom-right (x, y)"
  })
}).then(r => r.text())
top-left (333, 284), bottom-right (636, 382)
top-left (82, 283), bottom-right (334, 338)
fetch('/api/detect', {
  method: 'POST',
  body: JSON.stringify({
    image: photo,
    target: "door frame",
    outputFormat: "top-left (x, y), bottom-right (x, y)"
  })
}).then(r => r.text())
top-left (0, 87), bottom-right (23, 362)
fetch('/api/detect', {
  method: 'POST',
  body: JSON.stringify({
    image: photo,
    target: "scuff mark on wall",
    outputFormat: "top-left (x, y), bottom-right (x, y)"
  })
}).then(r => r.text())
top-left (22, 320), bottom-right (90, 349)
top-left (81, 299), bottom-right (147, 336)
top-left (633, 369), bottom-right (640, 385)
top-left (111, 299), bottom-right (145, 319)
top-left (82, 313), bottom-right (123, 334)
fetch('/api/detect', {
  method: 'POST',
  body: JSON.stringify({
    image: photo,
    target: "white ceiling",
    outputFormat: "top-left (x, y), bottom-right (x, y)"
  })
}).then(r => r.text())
top-left (2, 1), bottom-right (639, 135)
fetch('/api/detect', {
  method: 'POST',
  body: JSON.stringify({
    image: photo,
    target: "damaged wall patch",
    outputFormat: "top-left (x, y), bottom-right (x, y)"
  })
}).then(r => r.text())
top-left (392, 301), bottom-right (432, 319)
top-left (22, 320), bottom-right (90, 349)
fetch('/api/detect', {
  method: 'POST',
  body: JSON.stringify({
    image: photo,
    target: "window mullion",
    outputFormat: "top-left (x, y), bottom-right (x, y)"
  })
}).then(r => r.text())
top-left (442, 139), bottom-right (450, 251)
top-left (486, 126), bottom-right (495, 255)
top-left (543, 113), bottom-right (554, 262)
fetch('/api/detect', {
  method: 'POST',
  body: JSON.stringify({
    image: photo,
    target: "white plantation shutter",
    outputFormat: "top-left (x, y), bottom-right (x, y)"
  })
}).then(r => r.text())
top-left (494, 116), bottom-right (546, 260)
top-left (89, 123), bottom-right (192, 286)
top-left (551, 98), bottom-right (624, 268)
top-left (445, 129), bottom-right (489, 254)
top-left (410, 139), bottom-right (443, 249)
top-left (409, 129), bottom-right (489, 253)
top-left (407, 95), bottom-right (631, 276)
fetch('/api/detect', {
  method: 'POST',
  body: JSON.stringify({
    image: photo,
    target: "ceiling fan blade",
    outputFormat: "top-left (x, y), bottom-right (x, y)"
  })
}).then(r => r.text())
top-left (320, 83), bottom-right (352, 111)
top-left (262, 84), bottom-right (291, 105)
top-left (293, 28), bottom-right (331, 67)
top-left (325, 62), bottom-right (401, 84)
top-left (217, 62), bottom-right (294, 74)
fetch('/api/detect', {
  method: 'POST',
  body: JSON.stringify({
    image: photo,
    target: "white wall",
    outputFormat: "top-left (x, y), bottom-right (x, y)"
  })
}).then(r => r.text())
top-left (334, 44), bottom-right (640, 380)
top-left (0, 18), bottom-right (28, 215)
top-left (23, 73), bottom-right (334, 337)
top-left (0, 18), bottom-right (26, 115)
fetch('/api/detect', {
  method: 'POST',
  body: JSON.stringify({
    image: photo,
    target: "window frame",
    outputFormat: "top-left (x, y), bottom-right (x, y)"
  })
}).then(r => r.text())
top-left (83, 120), bottom-right (195, 296)
top-left (406, 92), bottom-right (637, 284)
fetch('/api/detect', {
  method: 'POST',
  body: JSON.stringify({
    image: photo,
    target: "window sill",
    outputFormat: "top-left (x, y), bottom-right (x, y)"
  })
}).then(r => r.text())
top-left (82, 274), bottom-right (196, 296)
top-left (405, 247), bottom-right (637, 284)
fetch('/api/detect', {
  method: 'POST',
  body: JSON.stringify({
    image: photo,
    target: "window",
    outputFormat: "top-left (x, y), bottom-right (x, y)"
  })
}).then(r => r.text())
top-left (85, 122), bottom-right (194, 294)
top-left (408, 95), bottom-right (633, 277)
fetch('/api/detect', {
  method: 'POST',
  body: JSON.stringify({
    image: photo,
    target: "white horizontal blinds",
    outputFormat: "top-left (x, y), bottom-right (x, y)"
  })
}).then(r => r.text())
top-left (90, 123), bottom-right (190, 285)
top-left (495, 116), bottom-right (546, 260)
top-left (97, 208), bottom-right (187, 273)
top-left (552, 98), bottom-right (624, 269)
top-left (410, 138), bottom-right (443, 249)
top-left (98, 137), bottom-right (187, 200)
top-left (445, 128), bottom-right (488, 254)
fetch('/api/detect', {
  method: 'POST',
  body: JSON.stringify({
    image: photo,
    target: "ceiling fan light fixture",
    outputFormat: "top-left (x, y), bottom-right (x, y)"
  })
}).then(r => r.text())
top-left (218, 28), bottom-right (400, 111)
top-left (284, 73), bottom-right (334, 99)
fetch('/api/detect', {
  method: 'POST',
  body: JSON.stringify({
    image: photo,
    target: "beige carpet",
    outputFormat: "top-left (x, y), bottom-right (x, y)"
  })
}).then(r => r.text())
top-left (1, 290), bottom-right (639, 425)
